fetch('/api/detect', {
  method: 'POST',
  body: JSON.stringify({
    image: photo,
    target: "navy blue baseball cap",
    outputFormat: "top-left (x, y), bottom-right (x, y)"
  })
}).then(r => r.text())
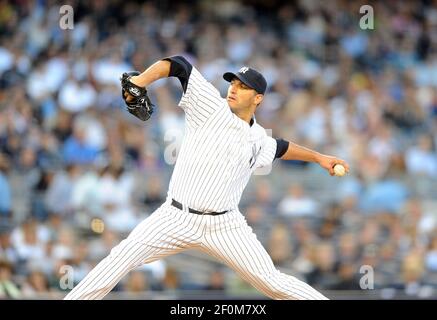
top-left (223, 67), bottom-right (267, 94)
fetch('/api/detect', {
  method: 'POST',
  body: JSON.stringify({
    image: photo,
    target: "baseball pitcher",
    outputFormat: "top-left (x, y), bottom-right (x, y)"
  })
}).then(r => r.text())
top-left (64, 56), bottom-right (349, 300)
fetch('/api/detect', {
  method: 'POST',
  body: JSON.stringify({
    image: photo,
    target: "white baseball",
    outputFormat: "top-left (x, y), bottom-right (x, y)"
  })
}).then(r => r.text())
top-left (333, 164), bottom-right (346, 177)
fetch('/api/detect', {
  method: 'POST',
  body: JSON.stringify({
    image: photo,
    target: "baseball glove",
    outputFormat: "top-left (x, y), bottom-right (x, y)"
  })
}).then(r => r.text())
top-left (120, 71), bottom-right (154, 121)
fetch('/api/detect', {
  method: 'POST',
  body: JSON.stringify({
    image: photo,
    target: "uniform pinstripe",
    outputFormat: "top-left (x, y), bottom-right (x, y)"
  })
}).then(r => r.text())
top-left (64, 62), bottom-right (327, 300)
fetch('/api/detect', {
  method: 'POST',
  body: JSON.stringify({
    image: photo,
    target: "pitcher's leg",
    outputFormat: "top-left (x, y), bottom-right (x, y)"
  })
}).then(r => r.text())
top-left (64, 205), bottom-right (201, 300)
top-left (202, 214), bottom-right (328, 300)
top-left (64, 236), bottom-right (149, 300)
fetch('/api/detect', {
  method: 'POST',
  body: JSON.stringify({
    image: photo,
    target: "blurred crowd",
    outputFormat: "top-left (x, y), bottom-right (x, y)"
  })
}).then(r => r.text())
top-left (1, 0), bottom-right (437, 299)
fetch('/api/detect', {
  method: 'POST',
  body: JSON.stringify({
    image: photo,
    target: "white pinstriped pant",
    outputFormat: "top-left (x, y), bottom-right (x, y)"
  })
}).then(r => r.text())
top-left (64, 201), bottom-right (327, 300)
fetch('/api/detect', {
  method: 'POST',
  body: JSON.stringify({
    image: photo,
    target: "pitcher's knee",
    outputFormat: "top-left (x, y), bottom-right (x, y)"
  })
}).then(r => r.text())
top-left (249, 270), bottom-right (321, 300)
top-left (109, 239), bottom-right (129, 257)
top-left (246, 270), bottom-right (291, 299)
top-left (108, 239), bottom-right (141, 264)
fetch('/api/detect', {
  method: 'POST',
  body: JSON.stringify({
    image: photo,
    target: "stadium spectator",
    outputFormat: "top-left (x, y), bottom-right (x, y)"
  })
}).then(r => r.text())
top-left (0, 153), bottom-right (11, 217)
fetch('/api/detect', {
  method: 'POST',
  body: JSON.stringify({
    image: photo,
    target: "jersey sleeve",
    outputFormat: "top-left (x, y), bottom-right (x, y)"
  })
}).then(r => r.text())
top-left (255, 136), bottom-right (277, 169)
top-left (256, 137), bottom-right (289, 168)
top-left (163, 55), bottom-right (225, 128)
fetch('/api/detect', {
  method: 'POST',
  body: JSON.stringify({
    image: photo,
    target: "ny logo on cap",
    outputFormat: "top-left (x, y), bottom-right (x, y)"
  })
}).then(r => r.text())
top-left (239, 67), bottom-right (249, 74)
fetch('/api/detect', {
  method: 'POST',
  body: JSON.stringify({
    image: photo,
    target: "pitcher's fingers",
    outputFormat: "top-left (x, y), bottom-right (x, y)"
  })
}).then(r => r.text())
top-left (342, 161), bottom-right (350, 173)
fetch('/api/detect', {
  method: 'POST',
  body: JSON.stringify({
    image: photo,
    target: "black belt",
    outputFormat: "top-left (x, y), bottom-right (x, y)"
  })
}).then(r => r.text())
top-left (171, 199), bottom-right (228, 216)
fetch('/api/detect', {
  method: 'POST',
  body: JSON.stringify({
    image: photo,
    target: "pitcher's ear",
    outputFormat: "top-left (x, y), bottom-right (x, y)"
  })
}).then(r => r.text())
top-left (255, 94), bottom-right (264, 105)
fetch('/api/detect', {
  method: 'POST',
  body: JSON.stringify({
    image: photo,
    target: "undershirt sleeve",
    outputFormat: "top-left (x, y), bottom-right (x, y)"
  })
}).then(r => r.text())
top-left (275, 138), bottom-right (289, 159)
top-left (162, 55), bottom-right (193, 93)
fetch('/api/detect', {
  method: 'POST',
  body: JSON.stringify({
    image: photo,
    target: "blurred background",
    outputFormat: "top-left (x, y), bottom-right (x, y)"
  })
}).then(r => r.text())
top-left (1, 0), bottom-right (437, 300)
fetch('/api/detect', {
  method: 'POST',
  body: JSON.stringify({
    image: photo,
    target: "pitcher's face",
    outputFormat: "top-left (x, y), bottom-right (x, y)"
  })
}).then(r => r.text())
top-left (226, 78), bottom-right (263, 111)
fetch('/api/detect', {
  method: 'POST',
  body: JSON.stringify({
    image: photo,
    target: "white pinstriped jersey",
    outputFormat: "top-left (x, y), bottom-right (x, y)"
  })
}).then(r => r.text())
top-left (168, 66), bottom-right (277, 212)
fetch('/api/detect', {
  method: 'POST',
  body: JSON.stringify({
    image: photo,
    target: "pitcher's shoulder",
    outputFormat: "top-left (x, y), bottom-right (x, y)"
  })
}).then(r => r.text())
top-left (252, 122), bottom-right (269, 136)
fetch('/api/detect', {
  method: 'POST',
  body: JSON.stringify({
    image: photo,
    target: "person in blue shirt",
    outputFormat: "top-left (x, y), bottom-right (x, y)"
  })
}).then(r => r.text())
top-left (0, 154), bottom-right (11, 217)
top-left (62, 125), bottom-right (99, 165)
